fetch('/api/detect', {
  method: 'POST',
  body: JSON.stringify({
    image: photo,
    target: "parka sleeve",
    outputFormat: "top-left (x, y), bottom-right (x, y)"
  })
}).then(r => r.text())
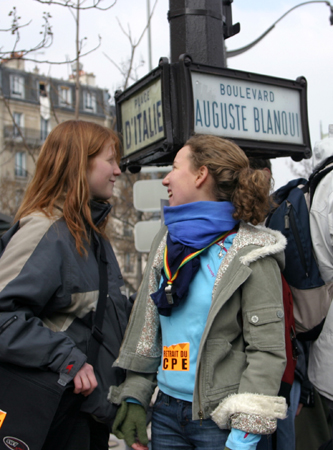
top-left (0, 215), bottom-right (86, 382)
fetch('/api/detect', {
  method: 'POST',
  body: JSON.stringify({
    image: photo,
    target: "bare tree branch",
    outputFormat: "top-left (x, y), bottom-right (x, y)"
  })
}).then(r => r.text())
top-left (14, 35), bottom-right (101, 65)
top-left (102, 52), bottom-right (123, 74)
top-left (33, 0), bottom-right (117, 11)
top-left (0, 8), bottom-right (53, 60)
top-left (103, 0), bottom-right (158, 89)
top-left (0, 11), bottom-right (31, 33)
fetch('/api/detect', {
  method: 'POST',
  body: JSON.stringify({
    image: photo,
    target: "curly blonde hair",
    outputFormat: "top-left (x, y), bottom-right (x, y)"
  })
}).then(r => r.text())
top-left (185, 134), bottom-right (271, 225)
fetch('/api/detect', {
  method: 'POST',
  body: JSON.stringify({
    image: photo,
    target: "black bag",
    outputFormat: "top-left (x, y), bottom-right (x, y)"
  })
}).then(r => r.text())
top-left (0, 225), bottom-right (109, 450)
top-left (0, 363), bottom-right (68, 450)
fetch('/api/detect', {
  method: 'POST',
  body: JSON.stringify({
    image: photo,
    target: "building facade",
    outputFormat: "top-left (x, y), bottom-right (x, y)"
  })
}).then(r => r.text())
top-left (0, 56), bottom-right (112, 212)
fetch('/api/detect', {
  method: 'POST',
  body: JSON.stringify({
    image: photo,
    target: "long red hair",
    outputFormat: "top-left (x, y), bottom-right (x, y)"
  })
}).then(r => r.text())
top-left (15, 120), bottom-right (121, 254)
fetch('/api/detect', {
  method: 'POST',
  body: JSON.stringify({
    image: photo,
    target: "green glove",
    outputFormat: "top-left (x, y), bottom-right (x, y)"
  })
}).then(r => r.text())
top-left (112, 401), bottom-right (149, 447)
top-left (112, 401), bottom-right (128, 439)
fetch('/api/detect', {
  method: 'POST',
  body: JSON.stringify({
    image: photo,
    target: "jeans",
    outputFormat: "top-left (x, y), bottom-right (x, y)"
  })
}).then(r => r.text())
top-left (151, 391), bottom-right (230, 450)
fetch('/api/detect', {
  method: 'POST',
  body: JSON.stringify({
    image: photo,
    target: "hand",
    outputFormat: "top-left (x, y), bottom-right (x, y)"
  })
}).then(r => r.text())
top-left (73, 362), bottom-right (98, 396)
top-left (112, 401), bottom-right (149, 449)
top-left (296, 403), bottom-right (303, 416)
top-left (131, 443), bottom-right (149, 450)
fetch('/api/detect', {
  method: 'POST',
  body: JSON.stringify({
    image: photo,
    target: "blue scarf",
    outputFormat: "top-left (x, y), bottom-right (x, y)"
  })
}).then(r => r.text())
top-left (151, 201), bottom-right (239, 316)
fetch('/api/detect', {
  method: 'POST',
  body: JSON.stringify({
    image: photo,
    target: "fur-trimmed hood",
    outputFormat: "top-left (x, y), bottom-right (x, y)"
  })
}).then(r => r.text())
top-left (236, 222), bottom-right (286, 268)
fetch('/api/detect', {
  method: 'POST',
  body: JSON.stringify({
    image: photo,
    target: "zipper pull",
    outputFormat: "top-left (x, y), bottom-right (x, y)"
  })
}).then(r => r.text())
top-left (284, 214), bottom-right (289, 229)
top-left (198, 410), bottom-right (203, 426)
top-left (284, 205), bottom-right (291, 229)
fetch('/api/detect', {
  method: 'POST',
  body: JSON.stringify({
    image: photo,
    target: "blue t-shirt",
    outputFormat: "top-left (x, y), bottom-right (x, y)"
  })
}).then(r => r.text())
top-left (157, 233), bottom-right (236, 401)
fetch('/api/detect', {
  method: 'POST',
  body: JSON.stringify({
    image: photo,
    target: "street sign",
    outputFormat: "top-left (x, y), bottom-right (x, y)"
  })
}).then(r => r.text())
top-left (192, 71), bottom-right (303, 145)
top-left (133, 179), bottom-right (169, 212)
top-left (134, 220), bottom-right (161, 252)
top-left (116, 56), bottom-right (311, 171)
top-left (180, 58), bottom-right (311, 160)
top-left (121, 77), bottom-right (165, 157)
top-left (115, 58), bottom-right (175, 172)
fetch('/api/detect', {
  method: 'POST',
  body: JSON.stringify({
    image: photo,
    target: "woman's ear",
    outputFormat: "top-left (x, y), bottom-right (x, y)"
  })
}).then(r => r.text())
top-left (195, 165), bottom-right (209, 188)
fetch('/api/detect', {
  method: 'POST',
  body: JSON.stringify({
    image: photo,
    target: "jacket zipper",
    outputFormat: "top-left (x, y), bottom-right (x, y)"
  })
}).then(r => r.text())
top-left (197, 364), bottom-right (204, 425)
top-left (0, 315), bottom-right (18, 335)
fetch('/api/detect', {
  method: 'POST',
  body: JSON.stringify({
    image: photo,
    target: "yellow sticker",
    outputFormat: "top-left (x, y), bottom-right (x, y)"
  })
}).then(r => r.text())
top-left (0, 410), bottom-right (7, 429)
top-left (162, 342), bottom-right (190, 371)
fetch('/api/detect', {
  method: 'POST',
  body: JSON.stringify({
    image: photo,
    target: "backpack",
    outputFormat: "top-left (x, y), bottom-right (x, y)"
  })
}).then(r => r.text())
top-left (266, 155), bottom-right (333, 341)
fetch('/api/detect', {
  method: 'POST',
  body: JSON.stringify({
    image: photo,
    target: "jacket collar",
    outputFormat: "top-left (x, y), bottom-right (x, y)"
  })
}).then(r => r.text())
top-left (53, 199), bottom-right (112, 226)
top-left (90, 200), bottom-right (112, 226)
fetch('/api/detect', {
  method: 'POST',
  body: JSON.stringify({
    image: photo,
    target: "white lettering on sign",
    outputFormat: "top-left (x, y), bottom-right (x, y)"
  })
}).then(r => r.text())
top-left (191, 73), bottom-right (303, 144)
top-left (121, 78), bottom-right (165, 156)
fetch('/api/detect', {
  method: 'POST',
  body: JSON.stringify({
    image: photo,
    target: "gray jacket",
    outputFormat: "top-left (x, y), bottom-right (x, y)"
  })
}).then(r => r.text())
top-left (308, 138), bottom-right (333, 401)
top-left (109, 222), bottom-right (287, 435)
top-left (0, 201), bottom-right (129, 422)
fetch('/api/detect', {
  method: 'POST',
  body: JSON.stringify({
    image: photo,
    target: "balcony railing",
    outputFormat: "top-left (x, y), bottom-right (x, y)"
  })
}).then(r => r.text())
top-left (4, 125), bottom-right (46, 146)
top-left (14, 167), bottom-right (28, 178)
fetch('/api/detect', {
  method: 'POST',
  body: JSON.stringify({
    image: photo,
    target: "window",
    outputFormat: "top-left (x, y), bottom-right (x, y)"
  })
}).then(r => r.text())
top-left (39, 81), bottom-right (47, 98)
top-left (15, 152), bottom-right (27, 178)
top-left (12, 112), bottom-right (23, 137)
top-left (37, 81), bottom-right (51, 99)
top-left (58, 86), bottom-right (72, 107)
top-left (124, 253), bottom-right (134, 273)
top-left (83, 90), bottom-right (96, 112)
top-left (10, 75), bottom-right (25, 98)
top-left (40, 117), bottom-right (49, 141)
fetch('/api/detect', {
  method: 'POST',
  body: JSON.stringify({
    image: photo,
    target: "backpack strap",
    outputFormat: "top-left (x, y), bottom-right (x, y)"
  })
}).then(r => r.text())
top-left (87, 237), bottom-right (109, 366)
top-left (309, 155), bottom-right (333, 206)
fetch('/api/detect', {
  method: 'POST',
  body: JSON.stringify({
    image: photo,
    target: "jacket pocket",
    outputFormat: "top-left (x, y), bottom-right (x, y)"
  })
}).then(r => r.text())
top-left (203, 338), bottom-right (246, 398)
top-left (246, 306), bottom-right (285, 350)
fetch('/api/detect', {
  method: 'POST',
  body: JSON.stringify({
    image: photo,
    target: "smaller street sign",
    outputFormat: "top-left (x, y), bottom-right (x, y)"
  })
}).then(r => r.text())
top-left (134, 220), bottom-right (161, 252)
top-left (133, 179), bottom-right (169, 212)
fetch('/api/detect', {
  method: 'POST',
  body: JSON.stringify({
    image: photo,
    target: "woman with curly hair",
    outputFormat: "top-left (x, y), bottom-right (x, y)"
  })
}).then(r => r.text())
top-left (110, 134), bottom-right (287, 450)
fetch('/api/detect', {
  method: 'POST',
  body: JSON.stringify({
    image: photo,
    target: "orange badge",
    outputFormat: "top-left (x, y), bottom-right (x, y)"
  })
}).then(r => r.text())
top-left (162, 342), bottom-right (190, 371)
top-left (0, 410), bottom-right (7, 429)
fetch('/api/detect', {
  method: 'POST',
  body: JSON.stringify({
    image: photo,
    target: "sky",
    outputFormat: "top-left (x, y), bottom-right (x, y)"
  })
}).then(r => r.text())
top-left (1, 0), bottom-right (333, 188)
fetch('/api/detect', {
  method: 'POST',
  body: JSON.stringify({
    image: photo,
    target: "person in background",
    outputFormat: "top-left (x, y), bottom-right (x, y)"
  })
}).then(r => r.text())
top-left (109, 134), bottom-right (287, 450)
top-left (247, 157), bottom-right (273, 189)
top-left (0, 120), bottom-right (130, 450)
top-left (248, 157), bottom-right (299, 450)
top-left (307, 134), bottom-right (333, 450)
top-left (248, 153), bottom-right (332, 450)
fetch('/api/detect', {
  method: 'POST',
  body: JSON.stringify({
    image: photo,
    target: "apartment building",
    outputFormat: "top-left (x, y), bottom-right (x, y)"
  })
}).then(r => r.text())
top-left (0, 56), bottom-right (111, 202)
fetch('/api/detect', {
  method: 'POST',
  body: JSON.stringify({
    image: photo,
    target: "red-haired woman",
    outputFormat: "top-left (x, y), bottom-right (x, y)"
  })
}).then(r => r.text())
top-left (0, 120), bottom-right (129, 450)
